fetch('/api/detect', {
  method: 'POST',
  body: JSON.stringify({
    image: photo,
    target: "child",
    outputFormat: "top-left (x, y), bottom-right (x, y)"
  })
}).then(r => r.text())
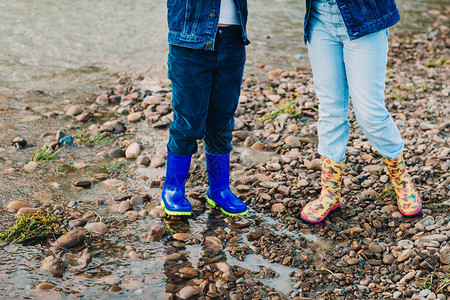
top-left (161, 0), bottom-right (250, 216)
top-left (300, 0), bottom-right (422, 223)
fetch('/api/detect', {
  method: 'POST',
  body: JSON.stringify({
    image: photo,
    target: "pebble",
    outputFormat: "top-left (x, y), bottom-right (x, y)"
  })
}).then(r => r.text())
top-left (100, 179), bottom-right (123, 187)
top-left (6, 200), bottom-right (29, 212)
top-left (72, 180), bottom-right (92, 188)
top-left (84, 222), bottom-right (108, 234)
top-left (17, 207), bottom-right (40, 216)
top-left (251, 141), bottom-right (264, 150)
top-left (127, 112), bottom-right (141, 122)
top-left (271, 203), bottom-right (287, 213)
top-left (136, 155), bottom-right (150, 166)
top-left (12, 137), bottom-right (27, 148)
top-left (177, 286), bottom-right (200, 300)
top-left (172, 233), bottom-right (193, 241)
top-left (95, 94), bottom-right (109, 105)
top-left (125, 142), bottom-right (141, 159)
top-left (34, 282), bottom-right (56, 290)
top-left (119, 201), bottom-right (132, 213)
top-left (23, 161), bottom-right (38, 171)
top-left (150, 156), bottom-right (165, 168)
top-left (109, 148), bottom-right (125, 158)
top-left (267, 162), bottom-right (281, 171)
top-left (130, 195), bottom-right (144, 206)
top-left (149, 206), bottom-right (166, 218)
top-left (53, 229), bottom-right (86, 248)
top-left (397, 249), bottom-right (411, 262)
top-left (147, 225), bottom-right (165, 242)
top-left (66, 105), bottom-right (82, 116)
top-left (306, 159), bottom-right (322, 170)
top-left (285, 135), bottom-right (300, 147)
top-left (41, 256), bottom-right (64, 278)
top-left (78, 248), bottom-right (92, 269)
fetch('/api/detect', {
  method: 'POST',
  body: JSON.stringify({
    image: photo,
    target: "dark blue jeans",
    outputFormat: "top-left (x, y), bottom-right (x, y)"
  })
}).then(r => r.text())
top-left (167, 26), bottom-right (246, 156)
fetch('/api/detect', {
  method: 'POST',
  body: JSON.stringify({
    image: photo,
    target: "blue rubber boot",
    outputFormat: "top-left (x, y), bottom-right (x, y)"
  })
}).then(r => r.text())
top-left (161, 152), bottom-right (192, 216)
top-left (205, 152), bottom-right (248, 216)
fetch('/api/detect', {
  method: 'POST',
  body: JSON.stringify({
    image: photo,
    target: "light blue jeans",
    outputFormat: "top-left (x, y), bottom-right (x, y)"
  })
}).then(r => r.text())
top-left (307, 0), bottom-right (404, 162)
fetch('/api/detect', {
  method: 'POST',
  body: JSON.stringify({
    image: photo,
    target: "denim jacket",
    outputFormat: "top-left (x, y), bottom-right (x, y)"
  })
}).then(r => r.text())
top-left (304, 0), bottom-right (400, 42)
top-left (167, 0), bottom-right (250, 50)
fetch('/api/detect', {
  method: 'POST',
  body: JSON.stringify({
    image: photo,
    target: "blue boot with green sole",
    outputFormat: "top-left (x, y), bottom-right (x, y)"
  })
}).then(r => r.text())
top-left (206, 152), bottom-right (248, 216)
top-left (161, 152), bottom-right (192, 216)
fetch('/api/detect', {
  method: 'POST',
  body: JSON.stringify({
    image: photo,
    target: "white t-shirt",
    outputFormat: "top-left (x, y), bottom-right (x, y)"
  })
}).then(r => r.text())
top-left (218, 0), bottom-right (240, 25)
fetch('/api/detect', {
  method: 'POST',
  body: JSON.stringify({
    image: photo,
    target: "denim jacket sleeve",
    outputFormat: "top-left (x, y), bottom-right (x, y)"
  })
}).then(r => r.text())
top-left (304, 0), bottom-right (400, 42)
top-left (167, 0), bottom-right (250, 50)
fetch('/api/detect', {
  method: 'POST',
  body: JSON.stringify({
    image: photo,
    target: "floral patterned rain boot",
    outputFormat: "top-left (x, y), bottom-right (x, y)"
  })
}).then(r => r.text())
top-left (384, 153), bottom-right (422, 216)
top-left (300, 157), bottom-right (345, 223)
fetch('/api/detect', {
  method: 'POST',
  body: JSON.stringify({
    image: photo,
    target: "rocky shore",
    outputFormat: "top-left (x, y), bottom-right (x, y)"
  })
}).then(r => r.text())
top-left (0, 14), bottom-right (449, 300)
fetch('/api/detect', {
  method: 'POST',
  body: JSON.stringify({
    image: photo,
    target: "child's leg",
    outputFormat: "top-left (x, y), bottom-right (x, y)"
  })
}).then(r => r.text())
top-left (204, 28), bottom-right (245, 155)
top-left (307, 13), bottom-right (350, 163)
top-left (203, 26), bottom-right (247, 216)
top-left (342, 29), bottom-right (404, 159)
top-left (167, 45), bottom-right (215, 156)
top-left (343, 31), bottom-right (421, 217)
top-left (301, 2), bottom-right (350, 223)
top-left (162, 45), bottom-right (215, 216)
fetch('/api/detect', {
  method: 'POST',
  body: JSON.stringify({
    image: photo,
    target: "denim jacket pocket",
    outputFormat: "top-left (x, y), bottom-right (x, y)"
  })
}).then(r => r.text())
top-left (356, 0), bottom-right (381, 21)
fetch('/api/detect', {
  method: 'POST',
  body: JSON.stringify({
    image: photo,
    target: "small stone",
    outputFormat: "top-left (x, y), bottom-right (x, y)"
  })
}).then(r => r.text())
top-left (84, 222), bottom-right (108, 234)
top-left (172, 233), bottom-right (193, 241)
top-left (347, 258), bottom-right (359, 265)
top-left (149, 206), bottom-right (166, 218)
top-left (34, 282), bottom-right (56, 290)
top-left (271, 203), bottom-right (287, 213)
top-left (147, 225), bottom-right (165, 242)
top-left (96, 94), bottom-right (109, 106)
top-left (439, 247), bottom-right (450, 264)
top-left (126, 251), bottom-right (142, 259)
top-left (72, 180), bottom-right (92, 188)
top-left (23, 161), bottom-right (38, 171)
top-left (177, 286), bottom-right (200, 300)
top-left (69, 219), bottom-right (87, 228)
top-left (127, 112), bottom-right (141, 122)
top-left (53, 229), bottom-right (86, 248)
top-left (125, 143), bottom-right (141, 159)
top-left (398, 240), bottom-right (414, 249)
top-left (397, 249), bottom-right (411, 262)
top-left (66, 105), bottom-right (82, 116)
top-left (136, 155), bottom-right (150, 166)
top-left (12, 137), bottom-right (27, 149)
top-left (285, 135), bottom-right (300, 148)
top-left (41, 256), bottom-right (64, 278)
top-left (130, 195), bottom-right (144, 206)
top-left (267, 162), bottom-right (281, 171)
top-left (6, 201), bottom-right (29, 212)
top-left (75, 111), bottom-right (92, 122)
top-left (119, 201), bottom-right (132, 213)
top-left (109, 148), bottom-right (125, 158)
top-left (383, 254), bottom-right (395, 264)
top-left (151, 157), bottom-right (165, 168)
top-left (91, 173), bottom-right (109, 182)
top-left (306, 159), bottom-right (322, 170)
top-left (17, 207), bottom-right (40, 216)
top-left (178, 267), bottom-right (199, 278)
top-left (108, 285), bottom-right (122, 293)
top-left (251, 141), bottom-right (264, 150)
top-left (101, 179), bottom-right (123, 187)
top-left (247, 229), bottom-right (265, 241)
top-left (286, 124), bottom-right (298, 132)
